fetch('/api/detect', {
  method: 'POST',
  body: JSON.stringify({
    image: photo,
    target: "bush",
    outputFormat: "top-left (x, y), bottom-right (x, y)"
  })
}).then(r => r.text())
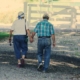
top-left (0, 32), bottom-right (9, 40)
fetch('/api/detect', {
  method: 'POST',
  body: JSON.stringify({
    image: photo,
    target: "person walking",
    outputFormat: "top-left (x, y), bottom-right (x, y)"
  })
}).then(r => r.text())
top-left (31, 13), bottom-right (55, 72)
top-left (9, 11), bottom-right (32, 68)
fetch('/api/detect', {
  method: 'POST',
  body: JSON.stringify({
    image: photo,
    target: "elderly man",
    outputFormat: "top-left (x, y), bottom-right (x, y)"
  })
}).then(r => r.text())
top-left (32, 13), bottom-right (55, 72)
top-left (9, 11), bottom-right (32, 68)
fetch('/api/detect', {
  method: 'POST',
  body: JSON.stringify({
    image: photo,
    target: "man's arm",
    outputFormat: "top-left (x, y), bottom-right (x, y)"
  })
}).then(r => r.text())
top-left (30, 32), bottom-right (36, 42)
top-left (51, 34), bottom-right (55, 47)
top-left (29, 23), bottom-right (38, 42)
top-left (31, 32), bottom-right (36, 39)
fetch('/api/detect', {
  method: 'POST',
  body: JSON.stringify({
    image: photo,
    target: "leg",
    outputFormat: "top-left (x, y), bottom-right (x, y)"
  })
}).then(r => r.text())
top-left (13, 36), bottom-right (21, 60)
top-left (37, 38), bottom-right (44, 71)
top-left (21, 39), bottom-right (28, 59)
top-left (43, 38), bottom-right (51, 71)
top-left (44, 46), bottom-right (51, 70)
top-left (37, 39), bottom-right (44, 64)
top-left (20, 36), bottom-right (28, 67)
top-left (13, 36), bottom-right (22, 67)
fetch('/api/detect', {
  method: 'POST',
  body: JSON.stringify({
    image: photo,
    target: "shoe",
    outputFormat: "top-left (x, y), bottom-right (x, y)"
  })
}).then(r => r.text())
top-left (42, 68), bottom-right (48, 73)
top-left (37, 63), bottom-right (43, 71)
top-left (21, 59), bottom-right (25, 67)
top-left (25, 54), bottom-right (27, 58)
top-left (42, 70), bottom-right (48, 73)
top-left (17, 64), bottom-right (22, 68)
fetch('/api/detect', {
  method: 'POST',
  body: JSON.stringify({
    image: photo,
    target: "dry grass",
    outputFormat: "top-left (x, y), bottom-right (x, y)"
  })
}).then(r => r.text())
top-left (0, 0), bottom-right (79, 24)
top-left (0, 0), bottom-right (24, 24)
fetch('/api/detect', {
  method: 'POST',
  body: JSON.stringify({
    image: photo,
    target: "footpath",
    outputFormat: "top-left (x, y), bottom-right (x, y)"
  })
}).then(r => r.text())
top-left (0, 26), bottom-right (80, 80)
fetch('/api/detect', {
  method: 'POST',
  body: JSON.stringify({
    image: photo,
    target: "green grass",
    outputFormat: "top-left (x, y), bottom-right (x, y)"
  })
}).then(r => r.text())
top-left (0, 32), bottom-right (9, 40)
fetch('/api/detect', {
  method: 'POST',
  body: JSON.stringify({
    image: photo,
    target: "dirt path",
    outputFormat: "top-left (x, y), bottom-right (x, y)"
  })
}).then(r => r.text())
top-left (0, 41), bottom-right (80, 80)
top-left (0, 30), bottom-right (80, 80)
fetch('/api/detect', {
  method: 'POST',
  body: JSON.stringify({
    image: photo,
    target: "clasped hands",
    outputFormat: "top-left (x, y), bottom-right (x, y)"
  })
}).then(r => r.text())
top-left (30, 36), bottom-right (34, 43)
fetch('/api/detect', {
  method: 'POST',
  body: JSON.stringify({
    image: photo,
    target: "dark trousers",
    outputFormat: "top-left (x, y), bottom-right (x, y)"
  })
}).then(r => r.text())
top-left (13, 35), bottom-right (28, 59)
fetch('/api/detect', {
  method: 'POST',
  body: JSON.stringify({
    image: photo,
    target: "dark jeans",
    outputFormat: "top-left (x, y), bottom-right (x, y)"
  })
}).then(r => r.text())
top-left (37, 37), bottom-right (51, 70)
top-left (13, 35), bottom-right (28, 59)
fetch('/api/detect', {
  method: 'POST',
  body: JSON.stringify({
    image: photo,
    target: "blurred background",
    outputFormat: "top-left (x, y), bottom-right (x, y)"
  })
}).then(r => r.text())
top-left (0, 0), bottom-right (71, 24)
top-left (0, 0), bottom-right (80, 58)
top-left (0, 0), bottom-right (71, 39)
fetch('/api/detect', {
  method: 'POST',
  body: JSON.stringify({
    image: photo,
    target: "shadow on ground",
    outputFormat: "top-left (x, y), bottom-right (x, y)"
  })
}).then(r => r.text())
top-left (0, 51), bottom-right (80, 75)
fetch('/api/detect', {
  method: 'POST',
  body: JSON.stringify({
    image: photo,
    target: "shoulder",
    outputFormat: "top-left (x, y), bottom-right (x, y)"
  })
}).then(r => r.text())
top-left (13, 19), bottom-right (20, 24)
top-left (12, 20), bottom-right (18, 26)
top-left (36, 21), bottom-right (42, 26)
top-left (48, 22), bottom-right (53, 26)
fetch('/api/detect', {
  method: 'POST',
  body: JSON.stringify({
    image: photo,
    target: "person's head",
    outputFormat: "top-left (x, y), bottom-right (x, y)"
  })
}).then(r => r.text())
top-left (18, 11), bottom-right (24, 19)
top-left (43, 13), bottom-right (49, 20)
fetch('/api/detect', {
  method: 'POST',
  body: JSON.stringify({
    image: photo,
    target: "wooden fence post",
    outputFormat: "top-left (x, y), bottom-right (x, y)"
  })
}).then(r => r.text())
top-left (28, 5), bottom-right (31, 26)
top-left (24, 2), bottom-right (27, 20)
top-left (71, 7), bottom-right (77, 29)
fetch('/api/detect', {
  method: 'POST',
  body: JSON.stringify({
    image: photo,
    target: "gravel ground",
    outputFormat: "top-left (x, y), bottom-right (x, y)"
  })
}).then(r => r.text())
top-left (0, 30), bottom-right (80, 80)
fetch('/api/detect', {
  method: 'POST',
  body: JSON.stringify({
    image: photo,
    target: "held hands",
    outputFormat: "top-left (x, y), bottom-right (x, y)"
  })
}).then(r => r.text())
top-left (29, 33), bottom-right (34, 43)
top-left (30, 37), bottom-right (34, 43)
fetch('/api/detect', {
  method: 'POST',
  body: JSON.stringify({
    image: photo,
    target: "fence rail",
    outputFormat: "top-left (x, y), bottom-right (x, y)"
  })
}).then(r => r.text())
top-left (24, 2), bottom-right (80, 30)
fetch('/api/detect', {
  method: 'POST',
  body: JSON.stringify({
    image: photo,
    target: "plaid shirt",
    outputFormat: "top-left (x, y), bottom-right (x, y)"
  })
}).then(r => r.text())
top-left (34, 19), bottom-right (55, 37)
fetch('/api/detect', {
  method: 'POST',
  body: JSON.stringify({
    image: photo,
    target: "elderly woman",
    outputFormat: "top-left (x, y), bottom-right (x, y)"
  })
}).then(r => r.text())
top-left (9, 11), bottom-right (32, 68)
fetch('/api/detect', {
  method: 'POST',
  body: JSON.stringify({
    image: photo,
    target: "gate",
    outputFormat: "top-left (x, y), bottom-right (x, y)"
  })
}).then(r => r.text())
top-left (24, 1), bottom-right (80, 30)
top-left (23, 2), bottom-right (80, 58)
